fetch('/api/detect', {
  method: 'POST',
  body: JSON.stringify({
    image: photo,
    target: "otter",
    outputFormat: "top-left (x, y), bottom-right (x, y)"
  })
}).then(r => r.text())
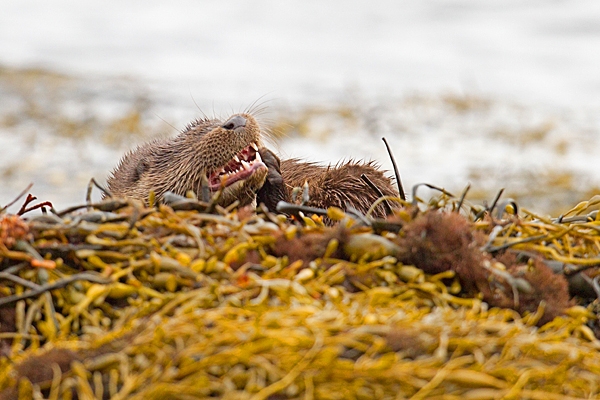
top-left (107, 113), bottom-right (398, 217)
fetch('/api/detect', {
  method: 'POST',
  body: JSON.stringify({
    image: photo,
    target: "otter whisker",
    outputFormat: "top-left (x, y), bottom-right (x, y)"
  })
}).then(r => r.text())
top-left (263, 118), bottom-right (293, 142)
top-left (245, 94), bottom-right (274, 115)
top-left (244, 96), bottom-right (264, 115)
top-left (154, 113), bottom-right (179, 133)
top-left (249, 104), bottom-right (272, 118)
top-left (189, 92), bottom-right (210, 121)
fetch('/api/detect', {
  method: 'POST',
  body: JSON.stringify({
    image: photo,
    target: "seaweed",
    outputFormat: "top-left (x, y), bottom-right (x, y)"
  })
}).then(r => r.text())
top-left (0, 186), bottom-right (600, 399)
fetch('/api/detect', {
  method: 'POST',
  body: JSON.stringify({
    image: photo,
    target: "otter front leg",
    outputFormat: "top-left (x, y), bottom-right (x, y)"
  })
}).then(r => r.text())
top-left (256, 148), bottom-right (287, 211)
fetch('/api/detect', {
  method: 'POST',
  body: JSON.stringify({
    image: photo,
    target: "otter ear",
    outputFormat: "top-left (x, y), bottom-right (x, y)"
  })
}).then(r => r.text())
top-left (133, 160), bottom-right (150, 182)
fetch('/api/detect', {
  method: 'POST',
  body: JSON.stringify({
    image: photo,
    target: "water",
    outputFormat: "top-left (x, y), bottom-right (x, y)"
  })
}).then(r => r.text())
top-left (1, 0), bottom-right (599, 213)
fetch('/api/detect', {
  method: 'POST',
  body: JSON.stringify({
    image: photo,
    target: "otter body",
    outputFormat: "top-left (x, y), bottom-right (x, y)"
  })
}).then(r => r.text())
top-left (107, 113), bottom-right (398, 217)
top-left (257, 158), bottom-right (398, 218)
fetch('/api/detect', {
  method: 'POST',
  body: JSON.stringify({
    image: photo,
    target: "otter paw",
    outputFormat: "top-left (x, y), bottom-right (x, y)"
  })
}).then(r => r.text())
top-left (257, 148), bottom-right (286, 211)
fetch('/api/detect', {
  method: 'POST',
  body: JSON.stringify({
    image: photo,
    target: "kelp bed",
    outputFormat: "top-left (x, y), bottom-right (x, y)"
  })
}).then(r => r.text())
top-left (1, 190), bottom-right (600, 399)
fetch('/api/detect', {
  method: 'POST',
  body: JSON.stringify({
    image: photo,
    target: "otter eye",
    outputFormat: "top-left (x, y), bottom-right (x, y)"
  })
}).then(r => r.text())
top-left (221, 115), bottom-right (247, 130)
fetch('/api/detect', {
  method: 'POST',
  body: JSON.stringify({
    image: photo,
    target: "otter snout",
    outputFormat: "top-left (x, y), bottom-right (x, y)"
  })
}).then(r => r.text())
top-left (222, 115), bottom-right (247, 130)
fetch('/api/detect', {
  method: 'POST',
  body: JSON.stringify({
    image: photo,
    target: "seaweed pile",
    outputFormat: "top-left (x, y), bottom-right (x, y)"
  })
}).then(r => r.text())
top-left (1, 188), bottom-right (600, 399)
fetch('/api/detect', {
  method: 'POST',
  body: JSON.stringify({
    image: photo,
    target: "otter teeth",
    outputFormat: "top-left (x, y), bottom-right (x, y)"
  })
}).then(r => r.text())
top-left (212, 143), bottom-right (263, 181)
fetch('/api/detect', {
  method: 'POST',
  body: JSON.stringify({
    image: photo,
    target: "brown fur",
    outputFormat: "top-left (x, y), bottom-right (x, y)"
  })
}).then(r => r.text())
top-left (396, 211), bottom-right (572, 326)
top-left (108, 113), bottom-right (399, 217)
top-left (278, 159), bottom-right (398, 218)
top-left (107, 113), bottom-right (268, 207)
top-left (398, 212), bottom-right (490, 294)
top-left (499, 253), bottom-right (573, 325)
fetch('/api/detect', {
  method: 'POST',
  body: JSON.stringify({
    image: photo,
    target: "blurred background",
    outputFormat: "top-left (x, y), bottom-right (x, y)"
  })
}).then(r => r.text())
top-left (1, 0), bottom-right (599, 214)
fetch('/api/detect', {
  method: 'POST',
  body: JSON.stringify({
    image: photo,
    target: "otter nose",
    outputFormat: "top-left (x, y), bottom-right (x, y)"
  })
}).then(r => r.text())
top-left (221, 115), bottom-right (247, 130)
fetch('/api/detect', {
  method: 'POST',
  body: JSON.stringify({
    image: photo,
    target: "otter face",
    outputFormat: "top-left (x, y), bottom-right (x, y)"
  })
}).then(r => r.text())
top-left (190, 113), bottom-right (268, 206)
top-left (107, 113), bottom-right (269, 207)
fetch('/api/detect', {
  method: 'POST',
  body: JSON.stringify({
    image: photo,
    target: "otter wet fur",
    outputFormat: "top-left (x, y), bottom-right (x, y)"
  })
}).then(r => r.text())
top-left (107, 112), bottom-right (398, 217)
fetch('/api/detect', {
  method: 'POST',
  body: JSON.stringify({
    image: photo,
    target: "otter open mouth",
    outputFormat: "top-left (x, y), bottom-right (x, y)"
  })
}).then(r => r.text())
top-left (207, 143), bottom-right (265, 190)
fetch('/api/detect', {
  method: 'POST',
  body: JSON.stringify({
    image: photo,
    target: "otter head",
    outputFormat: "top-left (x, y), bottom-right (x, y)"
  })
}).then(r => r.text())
top-left (193, 113), bottom-right (268, 206)
top-left (107, 113), bottom-right (269, 207)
